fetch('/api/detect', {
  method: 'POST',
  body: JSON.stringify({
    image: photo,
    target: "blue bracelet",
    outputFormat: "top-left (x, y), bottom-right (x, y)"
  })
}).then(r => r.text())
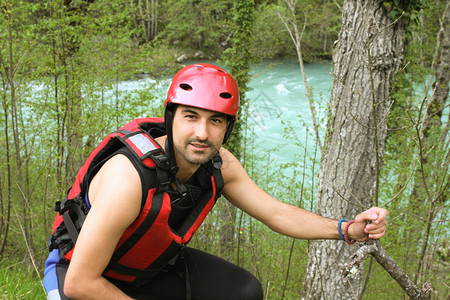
top-left (338, 219), bottom-right (347, 241)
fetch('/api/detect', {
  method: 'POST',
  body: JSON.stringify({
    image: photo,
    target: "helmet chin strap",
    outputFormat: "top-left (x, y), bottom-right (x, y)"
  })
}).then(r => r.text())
top-left (164, 107), bottom-right (179, 179)
top-left (223, 118), bottom-right (235, 144)
top-left (164, 106), bottom-right (188, 197)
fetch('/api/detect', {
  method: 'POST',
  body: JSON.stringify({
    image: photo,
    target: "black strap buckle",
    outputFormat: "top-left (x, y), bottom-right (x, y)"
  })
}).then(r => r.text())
top-left (151, 153), bottom-right (170, 170)
top-left (211, 154), bottom-right (223, 169)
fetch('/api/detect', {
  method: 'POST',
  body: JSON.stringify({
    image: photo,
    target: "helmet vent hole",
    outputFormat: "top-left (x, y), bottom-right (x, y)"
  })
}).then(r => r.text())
top-left (180, 83), bottom-right (193, 91)
top-left (220, 92), bottom-right (232, 99)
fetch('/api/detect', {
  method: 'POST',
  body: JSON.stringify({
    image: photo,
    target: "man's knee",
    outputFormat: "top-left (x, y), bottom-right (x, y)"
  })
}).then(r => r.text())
top-left (238, 271), bottom-right (264, 300)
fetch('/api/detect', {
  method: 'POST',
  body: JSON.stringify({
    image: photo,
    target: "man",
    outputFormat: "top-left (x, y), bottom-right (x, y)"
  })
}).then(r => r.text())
top-left (44, 63), bottom-right (387, 300)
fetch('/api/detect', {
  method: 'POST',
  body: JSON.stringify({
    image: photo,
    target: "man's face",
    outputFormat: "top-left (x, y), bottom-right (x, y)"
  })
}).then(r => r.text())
top-left (172, 105), bottom-right (228, 167)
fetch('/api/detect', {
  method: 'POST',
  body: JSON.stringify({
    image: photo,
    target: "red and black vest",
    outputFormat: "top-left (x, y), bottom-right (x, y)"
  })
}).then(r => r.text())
top-left (48, 118), bottom-right (224, 286)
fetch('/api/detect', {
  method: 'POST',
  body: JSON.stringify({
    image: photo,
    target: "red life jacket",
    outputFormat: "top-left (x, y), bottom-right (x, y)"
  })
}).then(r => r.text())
top-left (48, 117), bottom-right (224, 286)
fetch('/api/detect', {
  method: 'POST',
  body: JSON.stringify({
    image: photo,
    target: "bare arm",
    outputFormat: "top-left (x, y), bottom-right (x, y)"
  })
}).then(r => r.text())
top-left (63, 154), bottom-right (142, 300)
top-left (220, 148), bottom-right (387, 241)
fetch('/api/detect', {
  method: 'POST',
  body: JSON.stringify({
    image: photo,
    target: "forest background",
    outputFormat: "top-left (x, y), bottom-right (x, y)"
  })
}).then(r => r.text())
top-left (0, 0), bottom-right (448, 299)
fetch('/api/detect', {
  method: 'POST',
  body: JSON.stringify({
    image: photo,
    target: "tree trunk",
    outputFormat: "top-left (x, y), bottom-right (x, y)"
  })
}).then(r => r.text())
top-left (151, 0), bottom-right (158, 40)
top-left (0, 81), bottom-right (12, 258)
top-left (301, 1), bottom-right (405, 299)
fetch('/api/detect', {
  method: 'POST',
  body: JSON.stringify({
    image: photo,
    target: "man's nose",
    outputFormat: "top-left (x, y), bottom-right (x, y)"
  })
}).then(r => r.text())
top-left (195, 121), bottom-right (208, 141)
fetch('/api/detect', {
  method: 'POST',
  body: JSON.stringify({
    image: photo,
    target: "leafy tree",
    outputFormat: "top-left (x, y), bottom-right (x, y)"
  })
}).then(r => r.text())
top-left (381, 1), bottom-right (449, 297)
top-left (156, 0), bottom-right (234, 58)
top-left (253, 0), bottom-right (341, 61)
top-left (128, 0), bottom-right (159, 43)
top-left (253, 3), bottom-right (294, 58)
top-left (0, 0), bottom-right (40, 263)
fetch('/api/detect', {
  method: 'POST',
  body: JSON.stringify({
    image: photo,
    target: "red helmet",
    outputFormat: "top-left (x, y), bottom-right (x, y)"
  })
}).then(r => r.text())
top-left (165, 63), bottom-right (239, 118)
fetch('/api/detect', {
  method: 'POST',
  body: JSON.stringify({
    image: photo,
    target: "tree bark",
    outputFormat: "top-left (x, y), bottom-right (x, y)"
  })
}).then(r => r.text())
top-left (301, 1), bottom-right (405, 299)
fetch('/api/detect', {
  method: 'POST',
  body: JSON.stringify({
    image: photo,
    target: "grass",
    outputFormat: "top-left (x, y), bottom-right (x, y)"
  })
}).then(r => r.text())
top-left (0, 260), bottom-right (46, 299)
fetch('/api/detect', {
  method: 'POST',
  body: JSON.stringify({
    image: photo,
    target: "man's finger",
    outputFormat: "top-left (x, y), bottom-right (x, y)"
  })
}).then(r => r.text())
top-left (359, 207), bottom-right (388, 224)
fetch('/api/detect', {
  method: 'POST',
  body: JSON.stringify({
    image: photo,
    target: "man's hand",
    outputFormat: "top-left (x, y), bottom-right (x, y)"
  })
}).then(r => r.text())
top-left (350, 207), bottom-right (388, 242)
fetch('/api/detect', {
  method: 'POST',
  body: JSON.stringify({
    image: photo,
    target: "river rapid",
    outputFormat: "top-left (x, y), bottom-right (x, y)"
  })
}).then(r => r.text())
top-left (246, 59), bottom-right (332, 163)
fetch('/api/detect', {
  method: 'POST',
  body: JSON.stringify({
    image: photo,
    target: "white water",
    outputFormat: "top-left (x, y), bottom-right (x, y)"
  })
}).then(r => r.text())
top-left (246, 59), bottom-right (332, 162)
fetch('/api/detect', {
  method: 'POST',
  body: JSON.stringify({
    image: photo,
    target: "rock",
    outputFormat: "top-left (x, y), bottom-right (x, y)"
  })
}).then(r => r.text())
top-left (176, 54), bottom-right (188, 62)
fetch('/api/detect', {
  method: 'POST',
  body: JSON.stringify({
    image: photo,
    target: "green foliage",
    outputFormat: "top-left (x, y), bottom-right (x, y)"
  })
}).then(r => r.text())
top-left (294, 0), bottom-right (341, 61)
top-left (381, 1), bottom-right (449, 296)
top-left (383, 0), bottom-right (425, 24)
top-left (155, 0), bottom-right (234, 58)
top-left (0, 260), bottom-right (46, 299)
top-left (221, 0), bottom-right (255, 93)
top-left (221, 0), bottom-right (256, 159)
top-left (253, 4), bottom-right (294, 58)
top-left (0, 0), bottom-right (169, 267)
top-left (151, 0), bottom-right (342, 61)
top-left (257, 0), bottom-right (341, 62)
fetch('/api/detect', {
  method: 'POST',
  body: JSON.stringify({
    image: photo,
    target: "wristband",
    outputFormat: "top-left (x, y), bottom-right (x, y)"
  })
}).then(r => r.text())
top-left (343, 220), bottom-right (356, 245)
top-left (337, 219), bottom-right (346, 242)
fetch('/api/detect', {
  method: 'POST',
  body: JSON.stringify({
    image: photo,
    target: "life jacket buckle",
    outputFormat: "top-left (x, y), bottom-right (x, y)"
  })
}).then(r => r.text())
top-left (151, 153), bottom-right (170, 170)
top-left (47, 235), bottom-right (56, 252)
top-left (53, 201), bottom-right (61, 212)
top-left (159, 180), bottom-right (171, 191)
top-left (211, 154), bottom-right (222, 169)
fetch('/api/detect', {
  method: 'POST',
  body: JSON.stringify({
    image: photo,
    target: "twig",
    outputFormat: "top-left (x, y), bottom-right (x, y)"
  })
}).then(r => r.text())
top-left (332, 185), bottom-right (368, 209)
top-left (343, 240), bottom-right (433, 300)
top-left (380, 152), bottom-right (417, 208)
top-left (278, 0), bottom-right (324, 157)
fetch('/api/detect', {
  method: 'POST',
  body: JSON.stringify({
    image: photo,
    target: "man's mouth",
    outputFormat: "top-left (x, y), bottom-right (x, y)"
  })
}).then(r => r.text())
top-left (189, 140), bottom-right (211, 151)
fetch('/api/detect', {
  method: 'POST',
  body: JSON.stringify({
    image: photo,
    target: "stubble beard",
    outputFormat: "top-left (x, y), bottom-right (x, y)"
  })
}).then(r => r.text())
top-left (180, 138), bottom-right (220, 166)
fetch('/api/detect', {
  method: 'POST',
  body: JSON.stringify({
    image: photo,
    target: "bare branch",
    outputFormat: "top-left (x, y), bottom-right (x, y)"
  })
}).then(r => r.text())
top-left (343, 240), bottom-right (433, 300)
top-left (278, 0), bottom-right (324, 156)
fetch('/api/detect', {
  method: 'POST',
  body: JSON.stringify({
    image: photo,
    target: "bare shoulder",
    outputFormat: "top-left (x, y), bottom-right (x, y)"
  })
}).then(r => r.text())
top-left (88, 154), bottom-right (142, 225)
top-left (66, 154), bottom-right (143, 290)
top-left (219, 147), bottom-right (248, 185)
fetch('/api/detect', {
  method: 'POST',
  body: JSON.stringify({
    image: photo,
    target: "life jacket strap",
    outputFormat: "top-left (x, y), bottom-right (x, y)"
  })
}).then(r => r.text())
top-left (48, 195), bottom-right (89, 259)
top-left (211, 154), bottom-right (224, 194)
top-left (150, 153), bottom-right (172, 193)
top-left (118, 130), bottom-right (162, 163)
